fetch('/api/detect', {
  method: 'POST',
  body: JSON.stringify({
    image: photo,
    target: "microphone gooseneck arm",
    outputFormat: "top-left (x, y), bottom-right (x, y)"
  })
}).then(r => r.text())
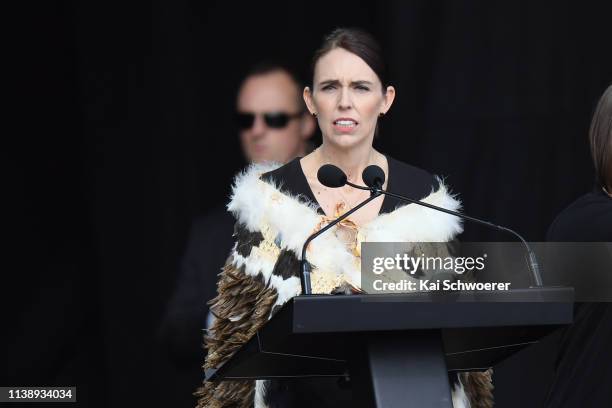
top-left (300, 191), bottom-right (383, 295)
top-left (345, 180), bottom-right (543, 287)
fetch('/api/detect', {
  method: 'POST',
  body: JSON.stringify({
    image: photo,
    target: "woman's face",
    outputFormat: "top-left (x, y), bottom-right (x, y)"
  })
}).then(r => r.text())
top-left (304, 47), bottom-right (395, 150)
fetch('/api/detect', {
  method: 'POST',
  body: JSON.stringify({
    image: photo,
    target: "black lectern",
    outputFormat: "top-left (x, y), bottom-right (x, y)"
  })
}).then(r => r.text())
top-left (205, 288), bottom-right (573, 407)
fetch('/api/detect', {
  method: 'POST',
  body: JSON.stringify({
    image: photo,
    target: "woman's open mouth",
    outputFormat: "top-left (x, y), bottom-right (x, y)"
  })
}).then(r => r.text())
top-left (332, 118), bottom-right (358, 133)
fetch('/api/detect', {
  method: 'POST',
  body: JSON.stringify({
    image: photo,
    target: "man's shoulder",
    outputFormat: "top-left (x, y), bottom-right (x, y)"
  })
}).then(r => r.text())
top-left (190, 206), bottom-right (235, 238)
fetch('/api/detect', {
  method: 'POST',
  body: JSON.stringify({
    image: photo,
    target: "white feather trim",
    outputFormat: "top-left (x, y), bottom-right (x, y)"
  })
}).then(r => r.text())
top-left (232, 251), bottom-right (276, 281)
top-left (254, 379), bottom-right (268, 408)
top-left (270, 275), bottom-right (302, 308)
top-left (452, 380), bottom-right (471, 408)
top-left (227, 162), bottom-right (463, 299)
top-left (360, 180), bottom-right (463, 242)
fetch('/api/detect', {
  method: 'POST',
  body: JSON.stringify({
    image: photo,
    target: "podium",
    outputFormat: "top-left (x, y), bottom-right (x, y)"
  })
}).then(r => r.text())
top-left (205, 287), bottom-right (573, 407)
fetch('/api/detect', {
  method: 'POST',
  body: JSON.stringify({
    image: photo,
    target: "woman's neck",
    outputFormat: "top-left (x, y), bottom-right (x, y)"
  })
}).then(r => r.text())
top-left (317, 142), bottom-right (378, 184)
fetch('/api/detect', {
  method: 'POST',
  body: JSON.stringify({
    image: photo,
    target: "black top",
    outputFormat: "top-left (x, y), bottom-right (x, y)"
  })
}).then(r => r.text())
top-left (547, 188), bottom-right (612, 241)
top-left (544, 188), bottom-right (612, 407)
top-left (261, 155), bottom-right (439, 214)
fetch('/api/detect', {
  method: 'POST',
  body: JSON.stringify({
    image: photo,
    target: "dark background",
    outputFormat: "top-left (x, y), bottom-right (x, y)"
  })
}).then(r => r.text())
top-left (4, 1), bottom-right (611, 407)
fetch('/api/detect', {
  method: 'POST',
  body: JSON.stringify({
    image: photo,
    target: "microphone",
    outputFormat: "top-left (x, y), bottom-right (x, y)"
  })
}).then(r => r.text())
top-left (355, 165), bottom-right (544, 287)
top-left (362, 165), bottom-right (385, 189)
top-left (317, 164), bottom-right (347, 187)
top-left (298, 165), bottom-right (382, 295)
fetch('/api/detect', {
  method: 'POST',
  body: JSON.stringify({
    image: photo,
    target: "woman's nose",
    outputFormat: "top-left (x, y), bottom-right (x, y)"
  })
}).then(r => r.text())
top-left (338, 87), bottom-right (352, 109)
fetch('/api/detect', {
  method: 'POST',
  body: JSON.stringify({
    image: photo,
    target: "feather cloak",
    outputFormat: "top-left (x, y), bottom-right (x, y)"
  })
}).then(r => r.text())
top-left (195, 162), bottom-right (493, 408)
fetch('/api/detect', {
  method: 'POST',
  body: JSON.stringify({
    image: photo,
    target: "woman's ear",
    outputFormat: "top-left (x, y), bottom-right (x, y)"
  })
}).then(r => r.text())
top-left (300, 112), bottom-right (317, 141)
top-left (382, 85), bottom-right (396, 115)
top-left (303, 86), bottom-right (316, 116)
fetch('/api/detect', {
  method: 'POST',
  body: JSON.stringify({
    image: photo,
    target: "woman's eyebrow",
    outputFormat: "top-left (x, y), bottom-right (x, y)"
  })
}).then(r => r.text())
top-left (318, 79), bottom-right (341, 87)
top-left (318, 79), bottom-right (374, 86)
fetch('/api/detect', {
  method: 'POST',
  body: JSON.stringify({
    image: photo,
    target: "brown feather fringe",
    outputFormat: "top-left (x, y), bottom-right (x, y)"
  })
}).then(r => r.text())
top-left (461, 369), bottom-right (494, 408)
top-left (194, 260), bottom-right (278, 408)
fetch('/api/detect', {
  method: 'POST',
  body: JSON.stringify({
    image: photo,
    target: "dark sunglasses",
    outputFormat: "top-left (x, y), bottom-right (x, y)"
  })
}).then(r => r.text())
top-left (234, 111), bottom-right (303, 129)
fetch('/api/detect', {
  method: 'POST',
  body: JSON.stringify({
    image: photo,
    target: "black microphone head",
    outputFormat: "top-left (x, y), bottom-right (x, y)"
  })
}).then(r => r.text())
top-left (362, 165), bottom-right (385, 188)
top-left (317, 164), bottom-right (347, 188)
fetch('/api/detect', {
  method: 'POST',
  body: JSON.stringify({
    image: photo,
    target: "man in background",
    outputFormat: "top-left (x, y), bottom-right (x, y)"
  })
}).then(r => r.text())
top-left (157, 62), bottom-right (316, 406)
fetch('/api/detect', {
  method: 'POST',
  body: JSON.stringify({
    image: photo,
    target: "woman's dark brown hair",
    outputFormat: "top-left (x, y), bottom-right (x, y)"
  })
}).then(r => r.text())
top-left (311, 27), bottom-right (388, 94)
top-left (589, 84), bottom-right (612, 193)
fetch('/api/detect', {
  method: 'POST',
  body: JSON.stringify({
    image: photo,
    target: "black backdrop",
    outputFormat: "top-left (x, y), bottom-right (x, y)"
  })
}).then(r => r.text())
top-left (4, 1), bottom-right (612, 407)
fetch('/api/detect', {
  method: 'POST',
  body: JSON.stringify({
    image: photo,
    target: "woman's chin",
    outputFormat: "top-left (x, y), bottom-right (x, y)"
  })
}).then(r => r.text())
top-left (326, 133), bottom-right (368, 149)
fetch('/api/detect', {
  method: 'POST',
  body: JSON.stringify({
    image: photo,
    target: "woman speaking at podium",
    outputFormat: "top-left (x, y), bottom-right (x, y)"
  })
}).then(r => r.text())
top-left (196, 28), bottom-right (493, 408)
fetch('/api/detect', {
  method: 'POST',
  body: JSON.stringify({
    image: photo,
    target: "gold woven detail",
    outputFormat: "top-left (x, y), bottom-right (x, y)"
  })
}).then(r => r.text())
top-left (310, 269), bottom-right (346, 294)
top-left (355, 229), bottom-right (367, 257)
top-left (312, 202), bottom-right (361, 257)
top-left (253, 221), bottom-right (281, 259)
top-left (308, 203), bottom-right (365, 293)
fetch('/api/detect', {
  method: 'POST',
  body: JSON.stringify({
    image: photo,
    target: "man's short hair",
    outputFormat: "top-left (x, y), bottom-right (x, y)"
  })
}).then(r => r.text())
top-left (238, 61), bottom-right (306, 110)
